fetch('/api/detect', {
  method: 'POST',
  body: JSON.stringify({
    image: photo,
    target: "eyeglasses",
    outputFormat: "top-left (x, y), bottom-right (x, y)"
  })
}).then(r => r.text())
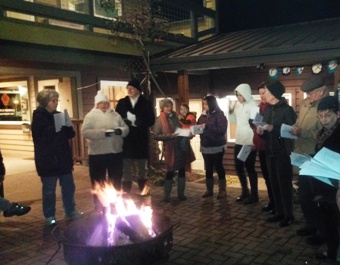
top-left (50, 99), bottom-right (60, 103)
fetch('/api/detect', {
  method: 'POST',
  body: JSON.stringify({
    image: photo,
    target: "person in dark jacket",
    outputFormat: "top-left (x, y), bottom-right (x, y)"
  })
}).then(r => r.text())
top-left (31, 89), bottom-right (80, 226)
top-left (257, 81), bottom-right (297, 228)
top-left (115, 79), bottom-right (155, 193)
top-left (311, 96), bottom-right (340, 262)
top-left (0, 149), bottom-right (31, 217)
top-left (198, 95), bottom-right (228, 199)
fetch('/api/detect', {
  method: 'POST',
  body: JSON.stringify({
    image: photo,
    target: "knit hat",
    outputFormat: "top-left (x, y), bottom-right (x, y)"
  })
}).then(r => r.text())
top-left (301, 76), bottom-right (325, 92)
top-left (317, 96), bottom-right (339, 113)
top-left (127, 78), bottom-right (141, 92)
top-left (159, 98), bottom-right (173, 110)
top-left (266, 81), bottom-right (285, 99)
top-left (94, 90), bottom-right (109, 105)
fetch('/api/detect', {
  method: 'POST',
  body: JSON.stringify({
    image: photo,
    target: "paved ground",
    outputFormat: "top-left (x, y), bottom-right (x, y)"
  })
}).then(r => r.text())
top-left (0, 150), bottom-right (335, 265)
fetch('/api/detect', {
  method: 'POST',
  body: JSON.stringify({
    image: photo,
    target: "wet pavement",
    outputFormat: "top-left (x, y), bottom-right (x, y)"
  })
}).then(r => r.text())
top-left (0, 150), bottom-right (335, 265)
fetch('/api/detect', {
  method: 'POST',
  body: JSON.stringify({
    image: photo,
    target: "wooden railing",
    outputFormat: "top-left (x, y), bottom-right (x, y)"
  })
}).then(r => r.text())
top-left (71, 119), bottom-right (88, 165)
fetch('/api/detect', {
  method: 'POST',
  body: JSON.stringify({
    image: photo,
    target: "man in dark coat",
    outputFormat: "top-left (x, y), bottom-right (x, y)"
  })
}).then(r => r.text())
top-left (115, 78), bottom-right (155, 193)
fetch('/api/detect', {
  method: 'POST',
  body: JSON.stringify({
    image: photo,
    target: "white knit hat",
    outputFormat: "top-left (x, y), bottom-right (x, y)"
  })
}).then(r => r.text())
top-left (94, 90), bottom-right (109, 105)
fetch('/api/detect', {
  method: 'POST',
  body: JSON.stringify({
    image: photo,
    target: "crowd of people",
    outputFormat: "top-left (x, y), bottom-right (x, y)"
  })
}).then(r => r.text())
top-left (2, 76), bottom-right (340, 263)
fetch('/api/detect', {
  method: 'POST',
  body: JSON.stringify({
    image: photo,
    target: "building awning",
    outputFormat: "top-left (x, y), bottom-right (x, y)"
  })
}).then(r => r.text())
top-left (151, 17), bottom-right (340, 72)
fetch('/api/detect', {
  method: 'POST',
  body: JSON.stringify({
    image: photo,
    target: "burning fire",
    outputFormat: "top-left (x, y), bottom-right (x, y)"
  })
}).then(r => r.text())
top-left (90, 182), bottom-right (155, 246)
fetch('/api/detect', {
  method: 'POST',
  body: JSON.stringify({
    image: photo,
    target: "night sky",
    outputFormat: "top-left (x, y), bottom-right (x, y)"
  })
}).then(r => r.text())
top-left (218, 0), bottom-right (340, 33)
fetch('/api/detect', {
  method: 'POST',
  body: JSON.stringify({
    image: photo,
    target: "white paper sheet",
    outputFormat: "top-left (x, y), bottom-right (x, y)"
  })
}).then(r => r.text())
top-left (280, 123), bottom-right (297, 139)
top-left (127, 111), bottom-right (136, 127)
top-left (237, 145), bottom-right (251, 162)
top-left (190, 125), bottom-right (204, 135)
top-left (252, 112), bottom-right (267, 126)
top-left (290, 152), bottom-right (311, 167)
top-left (174, 127), bottom-right (191, 137)
top-left (54, 109), bottom-right (72, 132)
top-left (250, 107), bottom-right (259, 120)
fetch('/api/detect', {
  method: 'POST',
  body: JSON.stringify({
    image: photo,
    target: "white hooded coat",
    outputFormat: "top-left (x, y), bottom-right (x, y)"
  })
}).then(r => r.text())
top-left (81, 106), bottom-right (129, 155)
top-left (233, 84), bottom-right (258, 145)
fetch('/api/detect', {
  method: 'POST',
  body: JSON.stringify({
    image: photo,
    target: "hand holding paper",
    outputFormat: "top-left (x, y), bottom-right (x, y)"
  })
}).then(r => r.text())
top-left (280, 124), bottom-right (297, 139)
top-left (174, 127), bottom-right (191, 137)
top-left (190, 125), bottom-right (204, 135)
top-left (127, 111), bottom-right (136, 127)
top-left (237, 145), bottom-right (251, 162)
top-left (54, 109), bottom-right (72, 132)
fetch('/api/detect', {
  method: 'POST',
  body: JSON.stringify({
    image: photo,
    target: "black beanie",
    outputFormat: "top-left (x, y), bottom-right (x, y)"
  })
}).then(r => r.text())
top-left (266, 81), bottom-right (285, 99)
top-left (317, 96), bottom-right (339, 113)
top-left (127, 78), bottom-right (141, 92)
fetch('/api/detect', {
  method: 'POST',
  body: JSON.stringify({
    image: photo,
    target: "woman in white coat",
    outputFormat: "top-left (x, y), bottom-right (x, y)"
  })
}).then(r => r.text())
top-left (230, 83), bottom-right (259, 204)
top-left (82, 91), bottom-right (129, 210)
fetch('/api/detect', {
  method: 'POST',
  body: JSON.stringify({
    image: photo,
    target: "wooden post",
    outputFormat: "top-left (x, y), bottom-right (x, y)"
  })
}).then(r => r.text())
top-left (177, 70), bottom-right (189, 111)
top-left (334, 66), bottom-right (340, 92)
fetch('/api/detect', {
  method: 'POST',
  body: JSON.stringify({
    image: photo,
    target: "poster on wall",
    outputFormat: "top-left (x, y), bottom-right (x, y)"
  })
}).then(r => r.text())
top-left (0, 87), bottom-right (22, 121)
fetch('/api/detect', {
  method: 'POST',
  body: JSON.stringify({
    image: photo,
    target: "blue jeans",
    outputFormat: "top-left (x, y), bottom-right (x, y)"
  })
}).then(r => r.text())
top-left (41, 173), bottom-right (76, 218)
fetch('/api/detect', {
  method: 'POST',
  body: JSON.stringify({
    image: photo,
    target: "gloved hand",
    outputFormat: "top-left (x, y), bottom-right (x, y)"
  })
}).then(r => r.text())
top-left (114, 128), bottom-right (122, 135)
top-left (123, 119), bottom-right (132, 126)
top-left (135, 117), bottom-right (142, 127)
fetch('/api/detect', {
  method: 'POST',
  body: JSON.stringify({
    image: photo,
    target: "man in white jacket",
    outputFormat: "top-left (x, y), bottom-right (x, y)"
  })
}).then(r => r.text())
top-left (230, 84), bottom-right (259, 204)
top-left (82, 91), bottom-right (129, 210)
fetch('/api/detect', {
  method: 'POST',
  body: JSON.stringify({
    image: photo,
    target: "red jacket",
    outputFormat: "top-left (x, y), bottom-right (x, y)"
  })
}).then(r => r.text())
top-left (252, 102), bottom-right (268, 150)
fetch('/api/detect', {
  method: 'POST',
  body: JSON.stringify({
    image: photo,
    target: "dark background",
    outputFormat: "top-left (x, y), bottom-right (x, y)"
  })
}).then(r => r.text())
top-left (218, 0), bottom-right (340, 33)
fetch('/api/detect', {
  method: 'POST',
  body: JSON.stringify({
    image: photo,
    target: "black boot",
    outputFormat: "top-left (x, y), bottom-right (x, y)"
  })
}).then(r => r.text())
top-left (138, 179), bottom-right (148, 192)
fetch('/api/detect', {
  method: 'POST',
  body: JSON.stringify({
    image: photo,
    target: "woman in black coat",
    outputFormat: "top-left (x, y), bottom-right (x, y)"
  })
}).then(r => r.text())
top-left (31, 89), bottom-right (80, 226)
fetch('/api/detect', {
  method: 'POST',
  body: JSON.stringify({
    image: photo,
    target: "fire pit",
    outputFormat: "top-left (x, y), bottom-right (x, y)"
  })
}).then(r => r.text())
top-left (59, 212), bottom-right (172, 265)
top-left (54, 183), bottom-right (173, 265)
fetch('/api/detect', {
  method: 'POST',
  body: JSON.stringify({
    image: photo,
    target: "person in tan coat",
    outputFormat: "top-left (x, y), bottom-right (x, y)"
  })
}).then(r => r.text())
top-left (290, 75), bottom-right (329, 244)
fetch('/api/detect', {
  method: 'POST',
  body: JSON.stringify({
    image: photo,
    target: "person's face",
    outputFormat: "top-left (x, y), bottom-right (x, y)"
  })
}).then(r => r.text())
top-left (162, 103), bottom-right (173, 114)
top-left (46, 97), bottom-right (59, 113)
top-left (258, 88), bottom-right (267, 103)
top-left (96, 101), bottom-right (109, 112)
top-left (179, 106), bottom-right (188, 116)
top-left (1, 93), bottom-right (10, 106)
top-left (127, 85), bottom-right (140, 99)
top-left (236, 91), bottom-right (245, 103)
top-left (263, 88), bottom-right (277, 105)
top-left (306, 87), bottom-right (324, 103)
top-left (203, 100), bottom-right (209, 111)
top-left (317, 110), bottom-right (338, 130)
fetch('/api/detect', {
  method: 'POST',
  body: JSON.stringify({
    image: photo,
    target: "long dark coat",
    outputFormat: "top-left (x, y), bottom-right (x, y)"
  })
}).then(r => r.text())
top-left (31, 106), bottom-right (75, 177)
top-left (116, 95), bottom-right (155, 159)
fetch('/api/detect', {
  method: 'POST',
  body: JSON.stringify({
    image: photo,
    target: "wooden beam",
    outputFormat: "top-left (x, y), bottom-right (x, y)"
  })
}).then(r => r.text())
top-left (177, 70), bottom-right (189, 110)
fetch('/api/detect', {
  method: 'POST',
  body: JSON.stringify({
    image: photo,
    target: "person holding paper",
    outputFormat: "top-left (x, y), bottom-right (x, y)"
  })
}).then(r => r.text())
top-left (249, 83), bottom-right (274, 212)
top-left (310, 96), bottom-right (340, 262)
top-left (290, 76), bottom-right (329, 242)
top-left (82, 91), bottom-right (129, 210)
top-left (31, 89), bottom-right (81, 226)
top-left (115, 78), bottom-right (155, 193)
top-left (153, 98), bottom-right (195, 202)
top-left (178, 103), bottom-right (196, 173)
top-left (178, 103), bottom-right (196, 129)
top-left (230, 83), bottom-right (259, 204)
top-left (198, 95), bottom-right (228, 199)
top-left (257, 81), bottom-right (297, 227)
